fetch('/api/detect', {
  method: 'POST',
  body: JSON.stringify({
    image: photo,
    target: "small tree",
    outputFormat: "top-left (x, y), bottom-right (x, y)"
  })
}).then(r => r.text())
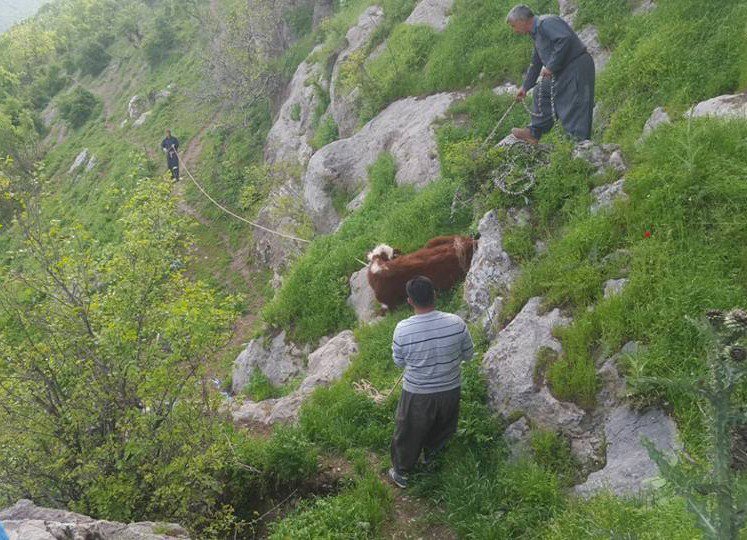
top-left (642, 309), bottom-right (747, 540)
top-left (58, 86), bottom-right (99, 128)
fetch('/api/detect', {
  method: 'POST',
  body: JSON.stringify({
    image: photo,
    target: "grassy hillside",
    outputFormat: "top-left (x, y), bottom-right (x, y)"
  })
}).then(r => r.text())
top-left (1, 0), bottom-right (746, 537)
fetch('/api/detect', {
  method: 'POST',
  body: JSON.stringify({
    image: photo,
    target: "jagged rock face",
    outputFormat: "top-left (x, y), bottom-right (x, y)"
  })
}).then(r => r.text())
top-left (329, 6), bottom-right (385, 138)
top-left (686, 92), bottom-right (747, 120)
top-left (590, 178), bottom-right (627, 214)
top-left (232, 330), bottom-right (358, 425)
top-left (265, 50), bottom-right (326, 167)
top-left (573, 140), bottom-right (626, 174)
top-left (463, 210), bottom-right (518, 320)
top-left (640, 106), bottom-right (670, 140)
top-left (303, 92), bottom-right (461, 232)
top-left (405, 0), bottom-right (454, 31)
top-left (312, 0), bottom-right (334, 27)
top-left (0, 500), bottom-right (189, 540)
top-left (347, 266), bottom-right (380, 323)
top-left (231, 330), bottom-right (307, 395)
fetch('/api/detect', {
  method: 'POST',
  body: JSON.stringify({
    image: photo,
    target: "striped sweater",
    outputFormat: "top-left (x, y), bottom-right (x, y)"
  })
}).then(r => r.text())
top-left (392, 310), bottom-right (474, 394)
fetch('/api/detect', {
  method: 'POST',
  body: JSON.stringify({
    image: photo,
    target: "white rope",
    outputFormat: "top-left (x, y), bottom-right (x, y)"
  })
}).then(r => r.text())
top-left (171, 146), bottom-right (311, 244)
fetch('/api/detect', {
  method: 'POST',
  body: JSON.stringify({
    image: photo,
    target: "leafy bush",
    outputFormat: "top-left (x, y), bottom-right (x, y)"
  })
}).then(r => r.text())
top-left (263, 426), bottom-right (319, 486)
top-left (142, 15), bottom-right (179, 67)
top-left (77, 35), bottom-right (112, 77)
top-left (58, 86), bottom-right (99, 128)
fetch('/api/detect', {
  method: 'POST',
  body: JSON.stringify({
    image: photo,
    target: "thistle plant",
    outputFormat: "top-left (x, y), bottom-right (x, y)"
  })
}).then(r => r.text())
top-left (642, 308), bottom-right (747, 540)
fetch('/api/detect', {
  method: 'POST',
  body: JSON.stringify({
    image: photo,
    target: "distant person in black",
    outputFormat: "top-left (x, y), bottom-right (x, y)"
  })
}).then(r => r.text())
top-left (161, 129), bottom-right (180, 181)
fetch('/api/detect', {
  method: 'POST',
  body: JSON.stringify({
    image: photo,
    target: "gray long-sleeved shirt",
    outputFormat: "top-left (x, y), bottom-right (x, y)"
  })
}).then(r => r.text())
top-left (392, 310), bottom-right (474, 394)
top-left (522, 15), bottom-right (588, 92)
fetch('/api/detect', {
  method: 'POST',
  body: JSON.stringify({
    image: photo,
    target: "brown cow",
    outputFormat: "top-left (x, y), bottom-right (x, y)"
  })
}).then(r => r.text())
top-left (366, 235), bottom-right (475, 312)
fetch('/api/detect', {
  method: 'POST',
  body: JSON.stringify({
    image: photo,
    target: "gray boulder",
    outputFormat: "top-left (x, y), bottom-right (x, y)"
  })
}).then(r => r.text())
top-left (329, 6), bottom-right (385, 138)
top-left (492, 82), bottom-right (520, 97)
top-left (557, 0), bottom-right (578, 24)
top-left (590, 178), bottom-right (627, 214)
top-left (640, 106), bottom-right (670, 140)
top-left (265, 49), bottom-right (327, 167)
top-left (686, 92), bottom-right (747, 120)
top-left (575, 405), bottom-right (680, 496)
top-left (573, 140), bottom-right (626, 174)
top-left (633, 0), bottom-right (656, 15)
top-left (231, 331), bottom-right (306, 395)
top-left (0, 499), bottom-right (189, 539)
top-left (303, 92), bottom-right (461, 232)
top-left (127, 95), bottom-right (146, 119)
top-left (233, 330), bottom-right (358, 425)
top-left (405, 0), bottom-right (454, 31)
top-left (603, 278), bottom-right (628, 299)
top-left (504, 416), bottom-right (531, 461)
top-left (133, 111), bottom-right (152, 127)
top-left (463, 210), bottom-right (518, 319)
top-left (347, 266), bottom-right (380, 323)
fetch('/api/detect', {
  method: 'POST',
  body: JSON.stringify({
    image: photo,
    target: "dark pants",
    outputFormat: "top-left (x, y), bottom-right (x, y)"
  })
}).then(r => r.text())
top-left (167, 157), bottom-right (179, 180)
top-left (530, 52), bottom-right (595, 141)
top-left (391, 387), bottom-right (460, 473)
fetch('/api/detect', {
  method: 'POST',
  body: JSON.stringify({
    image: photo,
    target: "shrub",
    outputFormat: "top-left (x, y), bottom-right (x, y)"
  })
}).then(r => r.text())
top-left (77, 36), bottom-right (112, 77)
top-left (310, 114), bottom-right (339, 150)
top-left (58, 86), bottom-right (99, 128)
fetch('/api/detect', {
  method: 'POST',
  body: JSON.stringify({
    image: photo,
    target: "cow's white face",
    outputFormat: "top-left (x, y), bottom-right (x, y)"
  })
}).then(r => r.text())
top-left (367, 244), bottom-right (395, 263)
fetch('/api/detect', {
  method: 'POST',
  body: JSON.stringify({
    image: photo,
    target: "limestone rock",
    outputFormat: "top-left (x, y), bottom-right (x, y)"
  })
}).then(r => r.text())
top-left (329, 6), bottom-right (385, 138)
top-left (0, 499), bottom-right (189, 539)
top-left (133, 111), bottom-right (152, 127)
top-left (127, 95), bottom-right (146, 119)
top-left (573, 140), bottom-right (626, 174)
top-left (480, 296), bottom-right (503, 341)
top-left (303, 92), bottom-right (461, 232)
top-left (312, 0), bottom-right (334, 27)
top-left (557, 0), bottom-right (578, 24)
top-left (347, 267), bottom-right (379, 323)
top-left (233, 330), bottom-right (358, 425)
top-left (405, 0), bottom-right (454, 31)
top-left (574, 406), bottom-right (680, 496)
top-left (41, 104), bottom-right (58, 128)
top-left (577, 26), bottom-right (611, 73)
top-left (85, 154), bottom-right (98, 172)
top-left (640, 106), bottom-right (670, 140)
top-left (231, 331), bottom-right (306, 394)
top-left (68, 148), bottom-right (90, 174)
top-left (633, 0), bottom-right (656, 15)
top-left (686, 93), bottom-right (747, 120)
top-left (492, 82), bottom-right (520, 97)
top-left (590, 178), bottom-right (627, 214)
top-left (603, 278), bottom-right (628, 299)
top-left (253, 179), bottom-right (310, 274)
top-left (504, 417), bottom-right (531, 460)
top-left (463, 210), bottom-right (518, 319)
top-left (265, 49), bottom-right (326, 167)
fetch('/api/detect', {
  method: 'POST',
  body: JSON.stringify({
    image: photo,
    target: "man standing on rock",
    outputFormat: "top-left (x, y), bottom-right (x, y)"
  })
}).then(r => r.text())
top-left (388, 276), bottom-right (474, 488)
top-left (507, 4), bottom-right (595, 143)
top-left (161, 129), bottom-right (180, 181)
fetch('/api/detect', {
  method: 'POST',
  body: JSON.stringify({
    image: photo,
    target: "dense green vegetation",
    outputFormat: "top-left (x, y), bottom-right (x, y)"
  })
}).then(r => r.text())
top-left (1, 0), bottom-right (747, 536)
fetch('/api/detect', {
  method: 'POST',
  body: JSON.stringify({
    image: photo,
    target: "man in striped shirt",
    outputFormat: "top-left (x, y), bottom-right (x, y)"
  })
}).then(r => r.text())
top-left (388, 276), bottom-right (474, 488)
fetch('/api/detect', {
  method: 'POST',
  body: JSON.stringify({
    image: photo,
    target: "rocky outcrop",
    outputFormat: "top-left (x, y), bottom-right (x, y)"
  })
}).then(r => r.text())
top-left (573, 140), bottom-right (626, 174)
top-left (463, 210), bottom-right (518, 321)
top-left (590, 178), bottom-right (627, 214)
top-left (639, 106), bottom-right (670, 141)
top-left (265, 49), bottom-right (327, 166)
top-left (232, 330), bottom-right (358, 425)
top-left (303, 92), bottom-right (461, 232)
top-left (127, 95), bottom-right (147, 120)
top-left (125, 87), bottom-right (173, 128)
top-left (492, 82), bottom-right (520, 97)
top-left (483, 298), bottom-right (606, 469)
top-left (68, 148), bottom-right (97, 174)
top-left (603, 278), bottom-right (628, 298)
top-left (557, 0), bottom-right (578, 24)
top-left (405, 0), bottom-right (454, 31)
top-left (633, 0), bottom-right (656, 15)
top-left (329, 6), bottom-right (385, 138)
top-left (0, 499), bottom-right (188, 539)
top-left (347, 267), bottom-right (380, 323)
top-left (686, 92), bottom-right (747, 120)
top-left (231, 331), bottom-right (307, 395)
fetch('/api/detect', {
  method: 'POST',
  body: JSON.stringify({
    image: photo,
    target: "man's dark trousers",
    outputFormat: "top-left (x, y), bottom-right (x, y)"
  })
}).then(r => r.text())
top-left (391, 386), bottom-right (460, 473)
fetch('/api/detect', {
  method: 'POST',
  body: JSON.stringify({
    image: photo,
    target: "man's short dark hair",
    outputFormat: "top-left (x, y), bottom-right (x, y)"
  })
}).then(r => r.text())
top-left (406, 276), bottom-right (435, 307)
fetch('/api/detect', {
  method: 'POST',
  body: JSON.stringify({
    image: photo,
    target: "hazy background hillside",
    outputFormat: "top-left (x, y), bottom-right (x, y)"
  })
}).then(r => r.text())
top-left (0, 0), bottom-right (50, 32)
